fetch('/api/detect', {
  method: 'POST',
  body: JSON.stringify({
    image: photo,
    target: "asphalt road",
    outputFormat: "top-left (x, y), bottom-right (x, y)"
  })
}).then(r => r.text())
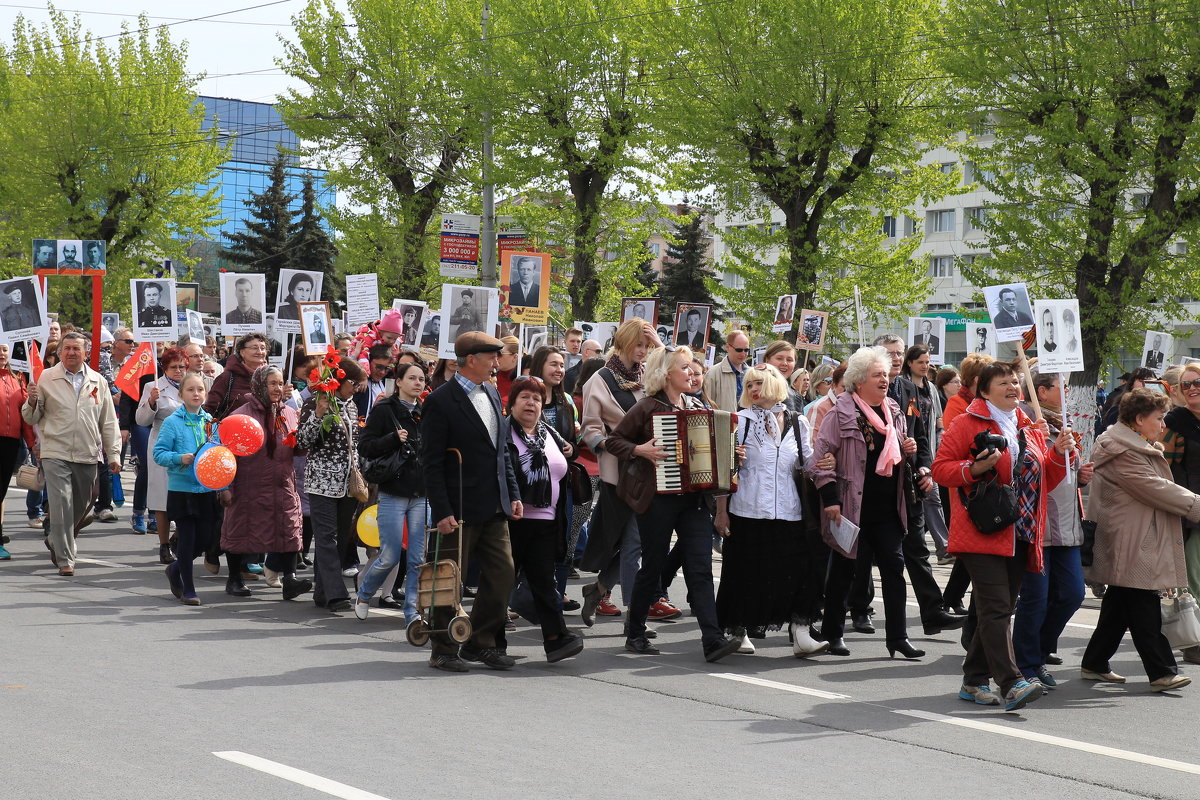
top-left (2, 494), bottom-right (1198, 800)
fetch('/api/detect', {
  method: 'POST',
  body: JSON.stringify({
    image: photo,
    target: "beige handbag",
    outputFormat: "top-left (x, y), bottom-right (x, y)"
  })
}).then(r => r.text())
top-left (345, 416), bottom-right (369, 502)
top-left (16, 459), bottom-right (45, 492)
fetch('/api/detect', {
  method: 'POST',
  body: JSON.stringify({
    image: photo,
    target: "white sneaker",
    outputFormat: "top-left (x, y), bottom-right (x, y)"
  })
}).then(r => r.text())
top-left (27, 517), bottom-right (43, 529)
top-left (341, 566), bottom-right (359, 577)
top-left (737, 634), bottom-right (755, 654)
top-left (262, 568), bottom-right (282, 588)
top-left (97, 509), bottom-right (118, 522)
top-left (790, 622), bottom-right (829, 657)
top-left (353, 599), bottom-right (370, 620)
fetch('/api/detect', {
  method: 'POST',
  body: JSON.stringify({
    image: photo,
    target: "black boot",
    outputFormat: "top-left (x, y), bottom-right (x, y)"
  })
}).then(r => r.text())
top-left (282, 574), bottom-right (313, 600)
top-left (225, 577), bottom-right (251, 597)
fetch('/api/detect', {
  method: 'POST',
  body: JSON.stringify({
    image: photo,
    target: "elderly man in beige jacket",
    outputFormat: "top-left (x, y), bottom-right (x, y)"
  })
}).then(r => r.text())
top-left (704, 331), bottom-right (752, 412)
top-left (22, 332), bottom-right (121, 575)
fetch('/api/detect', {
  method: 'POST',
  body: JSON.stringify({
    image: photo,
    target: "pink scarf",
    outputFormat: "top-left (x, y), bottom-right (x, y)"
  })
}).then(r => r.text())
top-left (851, 392), bottom-right (903, 476)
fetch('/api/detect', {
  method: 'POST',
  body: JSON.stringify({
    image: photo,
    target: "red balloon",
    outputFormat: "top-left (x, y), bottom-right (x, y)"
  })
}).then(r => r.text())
top-left (218, 414), bottom-right (265, 457)
top-left (195, 445), bottom-right (237, 490)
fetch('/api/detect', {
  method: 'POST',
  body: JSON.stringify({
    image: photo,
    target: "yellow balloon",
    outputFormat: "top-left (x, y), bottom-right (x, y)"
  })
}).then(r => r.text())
top-left (356, 504), bottom-right (380, 548)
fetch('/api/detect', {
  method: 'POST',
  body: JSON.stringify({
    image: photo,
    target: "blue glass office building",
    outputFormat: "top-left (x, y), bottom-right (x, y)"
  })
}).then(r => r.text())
top-left (188, 96), bottom-right (332, 292)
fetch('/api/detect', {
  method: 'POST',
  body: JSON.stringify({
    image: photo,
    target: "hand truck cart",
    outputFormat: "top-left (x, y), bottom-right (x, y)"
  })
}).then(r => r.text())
top-left (406, 448), bottom-right (472, 647)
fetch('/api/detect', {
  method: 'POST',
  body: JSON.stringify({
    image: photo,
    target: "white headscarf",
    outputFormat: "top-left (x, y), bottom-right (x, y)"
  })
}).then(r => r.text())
top-left (985, 399), bottom-right (1020, 455)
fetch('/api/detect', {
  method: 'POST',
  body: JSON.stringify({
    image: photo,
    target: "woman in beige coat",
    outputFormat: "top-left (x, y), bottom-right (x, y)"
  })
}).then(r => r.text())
top-left (1082, 389), bottom-right (1198, 691)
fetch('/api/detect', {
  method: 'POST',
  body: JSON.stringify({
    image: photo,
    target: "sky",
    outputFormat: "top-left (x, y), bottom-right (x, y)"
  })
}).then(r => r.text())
top-left (0, 0), bottom-right (325, 103)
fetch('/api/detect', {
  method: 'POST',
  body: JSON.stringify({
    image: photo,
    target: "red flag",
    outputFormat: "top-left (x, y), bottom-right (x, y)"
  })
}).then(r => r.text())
top-left (114, 343), bottom-right (155, 401)
top-left (29, 341), bottom-right (44, 383)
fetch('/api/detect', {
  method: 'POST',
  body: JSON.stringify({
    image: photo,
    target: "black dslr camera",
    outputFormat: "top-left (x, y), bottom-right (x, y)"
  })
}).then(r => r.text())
top-left (971, 431), bottom-right (1008, 458)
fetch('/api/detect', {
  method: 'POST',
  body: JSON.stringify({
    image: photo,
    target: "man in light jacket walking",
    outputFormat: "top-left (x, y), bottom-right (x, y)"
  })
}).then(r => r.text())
top-left (22, 332), bottom-right (121, 575)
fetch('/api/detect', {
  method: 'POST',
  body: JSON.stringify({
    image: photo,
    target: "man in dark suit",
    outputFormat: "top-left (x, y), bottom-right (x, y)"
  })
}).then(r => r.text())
top-left (421, 331), bottom-right (523, 673)
top-left (508, 255), bottom-right (540, 307)
top-left (675, 308), bottom-right (705, 349)
top-left (1145, 334), bottom-right (1166, 372)
top-left (993, 287), bottom-right (1033, 329)
top-left (913, 319), bottom-right (940, 355)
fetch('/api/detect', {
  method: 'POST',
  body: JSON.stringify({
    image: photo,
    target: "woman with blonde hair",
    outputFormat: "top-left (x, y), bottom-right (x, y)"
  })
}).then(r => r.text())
top-left (1161, 362), bottom-right (1200, 665)
top-left (606, 346), bottom-right (742, 662)
top-left (715, 364), bottom-right (830, 656)
top-left (579, 318), bottom-right (672, 624)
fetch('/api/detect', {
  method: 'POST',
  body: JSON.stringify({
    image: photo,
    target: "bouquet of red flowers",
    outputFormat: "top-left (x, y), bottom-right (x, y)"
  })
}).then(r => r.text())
top-left (307, 346), bottom-right (347, 433)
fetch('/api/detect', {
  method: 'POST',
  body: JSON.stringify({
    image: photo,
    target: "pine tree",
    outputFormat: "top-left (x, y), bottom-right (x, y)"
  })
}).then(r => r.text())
top-left (635, 254), bottom-right (659, 299)
top-left (658, 212), bottom-right (724, 349)
top-left (287, 176), bottom-right (340, 303)
top-left (220, 153), bottom-right (297, 301)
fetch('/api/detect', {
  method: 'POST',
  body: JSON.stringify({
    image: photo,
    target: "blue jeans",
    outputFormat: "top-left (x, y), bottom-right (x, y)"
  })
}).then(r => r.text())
top-left (359, 492), bottom-right (428, 623)
top-left (1013, 544), bottom-right (1085, 674)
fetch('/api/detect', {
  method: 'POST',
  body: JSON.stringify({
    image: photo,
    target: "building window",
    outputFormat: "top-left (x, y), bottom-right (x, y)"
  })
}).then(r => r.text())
top-left (929, 210), bottom-right (955, 233)
top-left (939, 162), bottom-right (957, 176)
top-left (882, 215), bottom-right (897, 238)
top-left (929, 256), bottom-right (954, 278)
top-left (965, 207), bottom-right (990, 232)
top-left (647, 242), bottom-right (661, 258)
top-left (1132, 192), bottom-right (1152, 210)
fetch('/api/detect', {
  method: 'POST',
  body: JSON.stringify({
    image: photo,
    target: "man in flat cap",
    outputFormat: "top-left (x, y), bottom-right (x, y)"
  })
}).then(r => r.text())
top-left (420, 331), bottom-right (523, 673)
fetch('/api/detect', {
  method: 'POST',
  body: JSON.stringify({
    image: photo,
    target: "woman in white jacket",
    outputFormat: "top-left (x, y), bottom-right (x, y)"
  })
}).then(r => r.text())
top-left (136, 347), bottom-right (186, 565)
top-left (714, 364), bottom-right (830, 657)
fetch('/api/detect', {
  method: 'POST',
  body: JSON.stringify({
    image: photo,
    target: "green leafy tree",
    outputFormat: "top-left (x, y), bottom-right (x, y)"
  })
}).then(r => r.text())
top-left (657, 0), bottom-right (957, 343)
top-left (487, 0), bottom-right (662, 321)
top-left (658, 212), bottom-right (724, 351)
top-left (0, 11), bottom-right (225, 324)
top-left (288, 176), bottom-right (340, 304)
top-left (220, 153), bottom-right (297, 302)
top-left (940, 0), bottom-right (1200, 445)
top-left (279, 0), bottom-right (481, 297)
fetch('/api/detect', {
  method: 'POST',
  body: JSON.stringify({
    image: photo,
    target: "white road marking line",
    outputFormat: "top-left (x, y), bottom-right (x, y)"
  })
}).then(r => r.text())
top-left (711, 673), bottom-right (850, 700)
top-left (75, 558), bottom-right (131, 569)
top-left (894, 709), bottom-right (1200, 776)
top-left (213, 751), bottom-right (392, 800)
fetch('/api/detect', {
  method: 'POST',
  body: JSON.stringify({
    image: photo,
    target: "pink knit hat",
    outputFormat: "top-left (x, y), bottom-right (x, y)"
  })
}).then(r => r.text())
top-left (378, 309), bottom-right (404, 335)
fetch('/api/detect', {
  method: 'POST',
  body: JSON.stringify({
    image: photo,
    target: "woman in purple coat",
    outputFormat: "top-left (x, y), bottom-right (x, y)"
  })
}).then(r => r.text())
top-left (218, 365), bottom-right (308, 599)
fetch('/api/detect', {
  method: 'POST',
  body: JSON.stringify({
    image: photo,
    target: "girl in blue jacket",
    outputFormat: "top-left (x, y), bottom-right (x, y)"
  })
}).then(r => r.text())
top-left (154, 373), bottom-right (217, 605)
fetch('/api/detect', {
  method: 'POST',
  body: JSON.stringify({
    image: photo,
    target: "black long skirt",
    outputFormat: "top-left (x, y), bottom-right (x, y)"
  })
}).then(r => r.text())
top-left (716, 513), bottom-right (804, 633)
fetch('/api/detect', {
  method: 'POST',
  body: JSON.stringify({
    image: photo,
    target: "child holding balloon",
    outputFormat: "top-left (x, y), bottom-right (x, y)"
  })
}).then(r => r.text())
top-left (154, 373), bottom-right (220, 605)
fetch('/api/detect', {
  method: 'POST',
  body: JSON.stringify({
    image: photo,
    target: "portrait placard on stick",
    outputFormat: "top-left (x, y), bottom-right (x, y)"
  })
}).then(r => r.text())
top-left (0, 277), bottom-right (47, 347)
top-left (772, 294), bottom-right (797, 333)
top-left (441, 284), bottom-right (499, 360)
top-left (797, 309), bottom-right (829, 351)
top-left (219, 273), bottom-right (266, 336)
top-left (1032, 299), bottom-right (1084, 373)
top-left (298, 301), bottom-right (333, 355)
top-left (500, 251), bottom-right (551, 325)
top-left (345, 273), bottom-right (380, 327)
top-left (131, 278), bottom-right (178, 343)
top-left (983, 282), bottom-right (1035, 343)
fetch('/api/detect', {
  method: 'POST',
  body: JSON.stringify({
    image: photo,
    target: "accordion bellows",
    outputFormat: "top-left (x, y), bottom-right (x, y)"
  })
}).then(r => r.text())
top-left (652, 409), bottom-right (738, 494)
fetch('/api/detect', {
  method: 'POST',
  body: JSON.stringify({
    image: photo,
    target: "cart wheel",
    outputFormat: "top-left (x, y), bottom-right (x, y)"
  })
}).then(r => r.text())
top-left (448, 615), bottom-right (473, 644)
top-left (406, 618), bottom-right (431, 647)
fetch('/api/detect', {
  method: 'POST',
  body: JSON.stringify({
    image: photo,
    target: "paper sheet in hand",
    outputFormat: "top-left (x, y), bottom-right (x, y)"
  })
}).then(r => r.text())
top-left (829, 517), bottom-right (860, 553)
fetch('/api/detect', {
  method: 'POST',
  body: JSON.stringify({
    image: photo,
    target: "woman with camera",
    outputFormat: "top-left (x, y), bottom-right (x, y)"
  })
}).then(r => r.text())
top-left (933, 360), bottom-right (1073, 711)
top-left (1082, 388), bottom-right (1198, 691)
top-left (810, 346), bottom-right (924, 660)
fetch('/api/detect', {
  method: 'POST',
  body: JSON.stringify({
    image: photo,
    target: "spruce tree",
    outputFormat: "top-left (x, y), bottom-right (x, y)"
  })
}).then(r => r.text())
top-left (658, 212), bottom-right (724, 349)
top-left (288, 176), bottom-right (340, 303)
top-left (220, 153), bottom-right (297, 301)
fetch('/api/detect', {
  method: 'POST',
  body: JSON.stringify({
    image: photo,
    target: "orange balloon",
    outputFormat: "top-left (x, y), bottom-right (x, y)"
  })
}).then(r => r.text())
top-left (218, 414), bottom-right (265, 457)
top-left (195, 445), bottom-right (237, 490)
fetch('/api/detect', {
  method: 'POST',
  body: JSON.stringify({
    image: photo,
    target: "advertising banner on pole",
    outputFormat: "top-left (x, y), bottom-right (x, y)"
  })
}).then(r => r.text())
top-left (439, 213), bottom-right (481, 279)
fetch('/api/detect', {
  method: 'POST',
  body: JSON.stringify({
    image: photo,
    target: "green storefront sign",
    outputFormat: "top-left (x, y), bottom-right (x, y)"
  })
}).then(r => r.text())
top-left (921, 311), bottom-right (989, 332)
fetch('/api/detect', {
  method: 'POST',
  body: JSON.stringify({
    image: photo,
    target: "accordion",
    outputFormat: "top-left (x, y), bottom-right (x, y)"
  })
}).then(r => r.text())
top-left (651, 409), bottom-right (739, 495)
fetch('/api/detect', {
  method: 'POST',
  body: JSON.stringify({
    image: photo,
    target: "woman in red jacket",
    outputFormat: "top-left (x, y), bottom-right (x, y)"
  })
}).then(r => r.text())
top-left (933, 360), bottom-right (1074, 712)
top-left (0, 343), bottom-right (36, 559)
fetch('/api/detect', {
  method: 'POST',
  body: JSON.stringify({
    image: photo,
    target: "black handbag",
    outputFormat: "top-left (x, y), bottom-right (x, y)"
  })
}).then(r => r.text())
top-left (957, 430), bottom-right (1025, 535)
top-left (567, 461), bottom-right (593, 505)
top-left (1079, 519), bottom-right (1097, 566)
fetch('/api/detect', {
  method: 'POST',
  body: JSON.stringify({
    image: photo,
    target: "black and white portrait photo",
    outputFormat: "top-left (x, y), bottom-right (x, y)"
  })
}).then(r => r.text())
top-left (1032, 298), bottom-right (1084, 374)
top-left (57, 239), bottom-right (85, 274)
top-left (673, 303), bottom-right (711, 351)
top-left (0, 277), bottom-right (45, 344)
top-left (130, 278), bottom-right (177, 342)
top-left (32, 239), bottom-right (57, 273)
top-left (440, 283), bottom-right (499, 358)
top-left (391, 301), bottom-right (427, 347)
top-left (621, 297), bottom-right (659, 326)
top-left (1142, 330), bottom-right (1172, 376)
top-left (101, 313), bottom-right (121, 336)
top-left (421, 312), bottom-right (442, 348)
top-left (983, 282), bottom-right (1035, 342)
top-left (275, 269), bottom-right (323, 331)
top-left (264, 313), bottom-right (284, 357)
top-left (220, 272), bottom-right (266, 336)
top-left (186, 309), bottom-right (206, 346)
top-left (83, 240), bottom-right (107, 274)
top-left (299, 301), bottom-right (333, 355)
top-left (573, 321), bottom-right (618, 354)
top-left (503, 253), bottom-right (546, 308)
top-left (970, 323), bottom-right (997, 358)
top-left (797, 309), bottom-right (829, 351)
top-left (907, 316), bottom-right (946, 364)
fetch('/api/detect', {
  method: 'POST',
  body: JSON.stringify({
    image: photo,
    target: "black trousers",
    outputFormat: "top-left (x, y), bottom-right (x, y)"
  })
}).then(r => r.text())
top-left (509, 517), bottom-right (569, 642)
top-left (959, 543), bottom-right (1026, 695)
top-left (849, 517), bottom-right (945, 622)
top-left (0, 436), bottom-right (21, 537)
top-left (1082, 585), bottom-right (1179, 681)
top-left (823, 518), bottom-right (910, 643)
